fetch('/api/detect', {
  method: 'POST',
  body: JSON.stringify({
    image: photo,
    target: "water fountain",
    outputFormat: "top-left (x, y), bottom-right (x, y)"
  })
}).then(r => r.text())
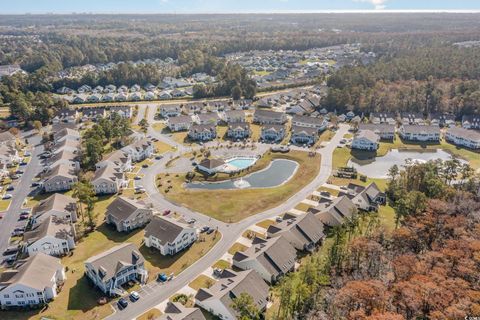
top-left (233, 177), bottom-right (251, 189)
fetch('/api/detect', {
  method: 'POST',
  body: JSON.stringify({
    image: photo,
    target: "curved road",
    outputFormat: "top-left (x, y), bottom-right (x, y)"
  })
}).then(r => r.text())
top-left (107, 118), bottom-right (349, 319)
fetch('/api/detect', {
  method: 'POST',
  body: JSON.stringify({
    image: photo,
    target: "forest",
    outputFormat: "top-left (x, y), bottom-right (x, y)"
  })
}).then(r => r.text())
top-left (271, 160), bottom-right (480, 320)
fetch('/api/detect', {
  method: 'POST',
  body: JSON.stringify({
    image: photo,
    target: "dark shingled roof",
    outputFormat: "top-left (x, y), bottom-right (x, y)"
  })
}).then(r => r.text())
top-left (144, 216), bottom-right (191, 246)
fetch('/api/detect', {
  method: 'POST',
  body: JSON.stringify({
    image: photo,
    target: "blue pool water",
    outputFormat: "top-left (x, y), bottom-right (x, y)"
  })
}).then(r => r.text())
top-left (226, 157), bottom-right (257, 170)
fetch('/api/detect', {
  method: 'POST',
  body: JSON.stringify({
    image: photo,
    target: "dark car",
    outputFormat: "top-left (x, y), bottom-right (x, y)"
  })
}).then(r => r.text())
top-left (31, 182), bottom-right (40, 187)
top-left (157, 273), bottom-right (168, 282)
top-left (6, 185), bottom-right (14, 191)
top-left (163, 210), bottom-right (171, 216)
top-left (16, 170), bottom-right (24, 174)
top-left (200, 226), bottom-right (209, 233)
top-left (142, 164), bottom-right (149, 168)
top-left (206, 228), bottom-right (215, 235)
top-left (19, 161), bottom-right (27, 166)
top-left (117, 298), bottom-right (128, 309)
top-left (155, 155), bottom-right (162, 160)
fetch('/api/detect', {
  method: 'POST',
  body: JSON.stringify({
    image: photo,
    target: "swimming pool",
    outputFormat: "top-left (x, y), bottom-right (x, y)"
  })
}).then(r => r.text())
top-left (226, 157), bottom-right (257, 170)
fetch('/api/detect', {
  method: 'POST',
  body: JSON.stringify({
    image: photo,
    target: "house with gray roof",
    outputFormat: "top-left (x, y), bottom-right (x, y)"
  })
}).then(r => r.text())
top-left (227, 122), bottom-right (251, 140)
top-left (160, 105), bottom-right (182, 118)
top-left (253, 109), bottom-right (287, 125)
top-left (222, 110), bottom-right (246, 123)
top-left (167, 115), bottom-right (193, 132)
top-left (23, 216), bottom-right (76, 257)
top-left (341, 182), bottom-right (386, 212)
top-left (400, 112), bottom-right (426, 125)
top-left (122, 138), bottom-right (154, 162)
top-left (267, 212), bottom-right (324, 251)
top-left (106, 197), bottom-right (153, 232)
top-left (97, 149), bottom-right (132, 173)
top-left (188, 124), bottom-right (217, 141)
top-left (462, 114), bottom-right (480, 129)
top-left (445, 127), bottom-right (480, 149)
top-left (144, 215), bottom-right (197, 256)
top-left (92, 163), bottom-right (127, 195)
top-left (308, 196), bottom-right (357, 227)
top-left (352, 129), bottom-right (380, 151)
top-left (232, 236), bottom-right (296, 283)
top-left (369, 112), bottom-right (397, 125)
top-left (290, 125), bottom-right (319, 145)
top-left (31, 193), bottom-right (77, 226)
top-left (291, 115), bottom-right (327, 131)
top-left (195, 269), bottom-right (269, 320)
top-left (43, 164), bottom-right (78, 193)
top-left (0, 253), bottom-right (66, 309)
top-left (399, 125), bottom-right (440, 142)
top-left (159, 302), bottom-right (206, 320)
top-left (52, 108), bottom-right (79, 124)
top-left (358, 124), bottom-right (395, 140)
top-left (84, 243), bottom-right (147, 296)
top-left (260, 124), bottom-right (285, 142)
top-left (109, 105), bottom-right (132, 119)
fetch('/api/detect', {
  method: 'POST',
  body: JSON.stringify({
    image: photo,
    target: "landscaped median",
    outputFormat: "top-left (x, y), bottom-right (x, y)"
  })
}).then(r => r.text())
top-left (156, 150), bottom-right (321, 222)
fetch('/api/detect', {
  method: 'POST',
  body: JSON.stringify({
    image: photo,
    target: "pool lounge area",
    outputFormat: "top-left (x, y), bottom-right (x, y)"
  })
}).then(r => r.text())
top-left (222, 156), bottom-right (258, 173)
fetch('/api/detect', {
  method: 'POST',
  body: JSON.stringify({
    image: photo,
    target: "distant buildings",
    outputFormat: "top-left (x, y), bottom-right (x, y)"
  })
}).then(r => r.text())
top-left (399, 125), bottom-right (440, 142)
top-left (445, 127), bottom-right (480, 149)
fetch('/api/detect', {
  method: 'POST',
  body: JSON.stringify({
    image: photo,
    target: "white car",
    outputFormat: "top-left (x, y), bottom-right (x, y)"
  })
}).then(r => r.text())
top-left (3, 194), bottom-right (13, 200)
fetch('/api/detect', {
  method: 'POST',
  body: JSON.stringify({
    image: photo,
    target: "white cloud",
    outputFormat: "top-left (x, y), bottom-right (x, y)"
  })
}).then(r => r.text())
top-left (354, 0), bottom-right (388, 10)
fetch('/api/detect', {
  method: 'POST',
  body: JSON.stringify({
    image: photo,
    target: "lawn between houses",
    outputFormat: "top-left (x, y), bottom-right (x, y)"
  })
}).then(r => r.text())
top-left (156, 150), bottom-right (321, 222)
top-left (3, 194), bottom-right (220, 320)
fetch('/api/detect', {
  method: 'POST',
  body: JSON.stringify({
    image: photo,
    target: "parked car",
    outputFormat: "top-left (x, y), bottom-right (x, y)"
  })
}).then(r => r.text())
top-left (129, 291), bottom-right (140, 302)
top-left (6, 185), bottom-right (14, 191)
top-left (187, 218), bottom-right (196, 224)
top-left (163, 210), bottom-right (171, 216)
top-left (19, 161), bottom-right (27, 166)
top-left (206, 228), bottom-right (215, 235)
top-left (200, 226), bottom-right (209, 233)
top-left (11, 175), bottom-right (20, 180)
top-left (24, 151), bottom-right (31, 157)
top-left (157, 273), bottom-right (168, 282)
top-left (16, 170), bottom-right (24, 174)
top-left (19, 214), bottom-right (29, 220)
top-left (3, 194), bottom-right (13, 200)
top-left (142, 164), bottom-right (149, 168)
top-left (134, 176), bottom-right (141, 180)
top-left (31, 181), bottom-right (41, 187)
top-left (155, 155), bottom-right (162, 160)
top-left (117, 298), bottom-right (128, 309)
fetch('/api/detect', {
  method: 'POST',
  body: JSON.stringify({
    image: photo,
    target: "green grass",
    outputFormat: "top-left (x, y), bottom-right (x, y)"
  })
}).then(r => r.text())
top-left (317, 186), bottom-right (340, 196)
top-left (188, 274), bottom-right (215, 291)
top-left (137, 308), bottom-right (163, 320)
top-left (158, 151), bottom-right (321, 222)
top-left (228, 242), bottom-right (248, 255)
top-left (212, 259), bottom-right (231, 270)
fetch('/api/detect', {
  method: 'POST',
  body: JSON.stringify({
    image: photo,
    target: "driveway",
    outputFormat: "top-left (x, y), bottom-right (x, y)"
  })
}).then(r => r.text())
top-left (106, 124), bottom-right (349, 320)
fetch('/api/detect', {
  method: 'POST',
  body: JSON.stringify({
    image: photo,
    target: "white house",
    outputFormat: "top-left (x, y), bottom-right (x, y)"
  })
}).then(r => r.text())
top-left (109, 106), bottom-right (132, 118)
top-left (232, 236), bottom-right (297, 283)
top-left (85, 243), bottom-right (147, 296)
top-left (106, 197), bottom-right (153, 232)
top-left (226, 123), bottom-right (251, 140)
top-left (23, 216), bottom-right (76, 257)
top-left (260, 124), bottom-right (285, 142)
top-left (159, 105), bottom-right (182, 118)
top-left (195, 269), bottom-right (269, 320)
top-left (358, 124), bottom-right (395, 140)
top-left (144, 216), bottom-right (197, 256)
top-left (352, 130), bottom-right (380, 151)
top-left (167, 115), bottom-right (192, 132)
top-left (290, 125), bottom-right (318, 145)
top-left (462, 114), bottom-right (480, 129)
top-left (0, 253), bottom-right (66, 309)
top-left (91, 163), bottom-right (127, 195)
top-left (445, 127), bottom-right (480, 149)
top-left (31, 193), bottom-right (77, 226)
top-left (253, 109), bottom-right (287, 124)
top-left (399, 125), bottom-right (440, 142)
top-left (121, 138), bottom-right (154, 162)
top-left (188, 124), bottom-right (217, 141)
top-left (96, 150), bottom-right (132, 173)
top-left (43, 164), bottom-right (78, 193)
top-left (291, 115), bottom-right (327, 131)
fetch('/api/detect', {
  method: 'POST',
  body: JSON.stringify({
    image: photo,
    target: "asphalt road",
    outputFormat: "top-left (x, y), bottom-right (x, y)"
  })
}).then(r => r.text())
top-left (106, 124), bottom-right (349, 320)
top-left (0, 132), bottom-right (44, 259)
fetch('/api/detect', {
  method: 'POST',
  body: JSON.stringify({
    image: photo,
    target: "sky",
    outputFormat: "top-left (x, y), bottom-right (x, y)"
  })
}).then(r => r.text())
top-left (2, 0), bottom-right (480, 14)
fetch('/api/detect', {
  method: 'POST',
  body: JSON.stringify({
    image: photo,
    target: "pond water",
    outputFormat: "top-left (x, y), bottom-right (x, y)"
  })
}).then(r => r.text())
top-left (186, 159), bottom-right (298, 190)
top-left (347, 149), bottom-right (464, 179)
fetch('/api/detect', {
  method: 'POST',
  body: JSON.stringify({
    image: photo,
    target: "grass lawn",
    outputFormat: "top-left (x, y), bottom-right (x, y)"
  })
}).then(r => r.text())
top-left (188, 274), bottom-right (215, 291)
top-left (152, 123), bottom-right (166, 131)
top-left (317, 130), bottom-right (335, 144)
top-left (137, 308), bottom-right (163, 320)
top-left (228, 242), bottom-right (248, 255)
top-left (155, 141), bottom-right (175, 154)
top-left (256, 219), bottom-right (275, 229)
top-left (250, 123), bottom-right (262, 142)
top-left (157, 151), bottom-right (321, 222)
top-left (327, 176), bottom-right (389, 192)
top-left (294, 203), bottom-right (312, 212)
top-left (212, 259), bottom-right (231, 269)
top-left (0, 199), bottom-right (12, 211)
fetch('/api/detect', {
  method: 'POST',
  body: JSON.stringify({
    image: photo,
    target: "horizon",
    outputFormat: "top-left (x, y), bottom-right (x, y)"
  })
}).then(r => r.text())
top-left (2, 0), bottom-right (480, 15)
